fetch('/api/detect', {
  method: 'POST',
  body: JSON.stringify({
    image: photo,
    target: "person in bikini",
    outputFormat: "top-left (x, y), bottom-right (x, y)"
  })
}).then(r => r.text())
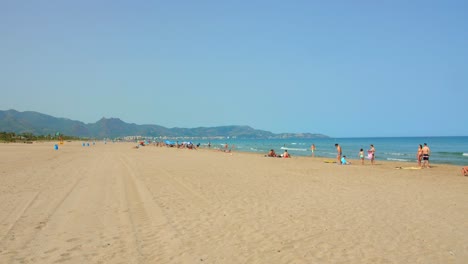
top-left (369, 144), bottom-right (375, 165)
top-left (417, 144), bottom-right (423, 167)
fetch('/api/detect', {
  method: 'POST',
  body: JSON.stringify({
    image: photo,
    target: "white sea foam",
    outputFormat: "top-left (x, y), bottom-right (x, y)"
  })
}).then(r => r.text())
top-left (280, 147), bottom-right (307, 151)
top-left (463, 153), bottom-right (468, 157)
top-left (385, 152), bottom-right (406, 156)
top-left (387, 158), bottom-right (410, 162)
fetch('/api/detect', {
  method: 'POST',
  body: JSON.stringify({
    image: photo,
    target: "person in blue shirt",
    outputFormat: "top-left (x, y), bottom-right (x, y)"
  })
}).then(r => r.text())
top-left (341, 155), bottom-right (351, 165)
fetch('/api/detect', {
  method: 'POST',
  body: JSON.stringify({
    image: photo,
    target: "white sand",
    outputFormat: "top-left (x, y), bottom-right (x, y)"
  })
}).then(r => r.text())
top-left (0, 142), bottom-right (467, 263)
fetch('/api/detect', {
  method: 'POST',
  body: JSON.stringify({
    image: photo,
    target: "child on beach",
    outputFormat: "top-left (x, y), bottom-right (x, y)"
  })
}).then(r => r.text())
top-left (359, 149), bottom-right (364, 165)
top-left (341, 156), bottom-right (351, 165)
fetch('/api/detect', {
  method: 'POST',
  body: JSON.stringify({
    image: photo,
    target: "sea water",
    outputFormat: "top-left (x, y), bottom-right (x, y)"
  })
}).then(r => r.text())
top-left (195, 136), bottom-right (468, 166)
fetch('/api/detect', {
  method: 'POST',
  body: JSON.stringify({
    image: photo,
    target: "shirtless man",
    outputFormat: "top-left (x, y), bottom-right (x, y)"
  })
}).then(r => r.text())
top-left (422, 143), bottom-right (431, 168)
top-left (335, 144), bottom-right (342, 164)
top-left (462, 166), bottom-right (468, 176)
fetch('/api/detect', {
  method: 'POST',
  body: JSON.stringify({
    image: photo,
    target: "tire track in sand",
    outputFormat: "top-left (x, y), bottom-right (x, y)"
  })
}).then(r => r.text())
top-left (118, 154), bottom-right (194, 263)
top-left (0, 172), bottom-right (84, 263)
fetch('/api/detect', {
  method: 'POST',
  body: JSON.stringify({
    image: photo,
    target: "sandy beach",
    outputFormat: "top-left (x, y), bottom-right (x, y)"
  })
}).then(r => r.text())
top-left (0, 142), bottom-right (467, 264)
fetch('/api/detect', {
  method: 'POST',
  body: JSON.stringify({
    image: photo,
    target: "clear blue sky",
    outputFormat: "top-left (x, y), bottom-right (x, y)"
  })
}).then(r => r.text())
top-left (1, 0), bottom-right (467, 137)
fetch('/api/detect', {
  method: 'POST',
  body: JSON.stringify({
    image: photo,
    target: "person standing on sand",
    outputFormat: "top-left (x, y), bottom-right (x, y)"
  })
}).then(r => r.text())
top-left (335, 144), bottom-right (342, 164)
top-left (369, 144), bottom-right (375, 165)
top-left (359, 148), bottom-right (365, 165)
top-left (311, 144), bottom-right (316, 157)
top-left (422, 143), bottom-right (431, 168)
top-left (417, 144), bottom-right (423, 167)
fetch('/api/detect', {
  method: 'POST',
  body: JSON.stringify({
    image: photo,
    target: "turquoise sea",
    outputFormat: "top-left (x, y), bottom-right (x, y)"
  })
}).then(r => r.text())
top-left (195, 136), bottom-right (468, 166)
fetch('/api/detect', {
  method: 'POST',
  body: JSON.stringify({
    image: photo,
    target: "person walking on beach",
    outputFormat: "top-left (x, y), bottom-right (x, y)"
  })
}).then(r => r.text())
top-left (335, 144), bottom-right (342, 164)
top-left (417, 144), bottom-right (423, 167)
top-left (422, 143), bottom-right (431, 168)
top-left (311, 144), bottom-right (316, 157)
top-left (369, 144), bottom-right (375, 165)
top-left (359, 148), bottom-right (364, 165)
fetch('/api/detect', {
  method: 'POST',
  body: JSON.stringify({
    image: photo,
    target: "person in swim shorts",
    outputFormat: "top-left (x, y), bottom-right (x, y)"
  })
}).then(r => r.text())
top-left (335, 144), bottom-right (342, 164)
top-left (422, 143), bottom-right (431, 168)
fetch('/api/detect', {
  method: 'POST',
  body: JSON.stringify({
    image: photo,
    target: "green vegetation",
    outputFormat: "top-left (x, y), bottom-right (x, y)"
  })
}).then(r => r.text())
top-left (0, 131), bottom-right (81, 143)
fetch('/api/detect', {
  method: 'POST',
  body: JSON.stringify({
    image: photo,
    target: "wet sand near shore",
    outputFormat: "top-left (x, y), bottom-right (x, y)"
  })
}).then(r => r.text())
top-left (0, 142), bottom-right (467, 263)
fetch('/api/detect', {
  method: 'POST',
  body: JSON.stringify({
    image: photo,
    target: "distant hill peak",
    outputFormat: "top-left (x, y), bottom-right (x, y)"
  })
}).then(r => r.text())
top-left (97, 117), bottom-right (125, 123)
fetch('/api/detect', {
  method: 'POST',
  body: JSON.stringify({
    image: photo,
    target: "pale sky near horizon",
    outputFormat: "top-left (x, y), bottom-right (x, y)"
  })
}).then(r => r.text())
top-left (1, 1), bottom-right (467, 137)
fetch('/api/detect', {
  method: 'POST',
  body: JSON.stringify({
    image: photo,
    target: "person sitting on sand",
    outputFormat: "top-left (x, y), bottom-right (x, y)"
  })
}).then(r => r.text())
top-left (462, 166), bottom-right (468, 176)
top-left (341, 155), bottom-right (351, 165)
top-left (283, 150), bottom-right (291, 158)
top-left (266, 149), bottom-right (277, 157)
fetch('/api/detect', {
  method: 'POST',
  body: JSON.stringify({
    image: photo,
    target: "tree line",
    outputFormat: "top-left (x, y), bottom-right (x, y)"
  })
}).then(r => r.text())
top-left (0, 132), bottom-right (81, 142)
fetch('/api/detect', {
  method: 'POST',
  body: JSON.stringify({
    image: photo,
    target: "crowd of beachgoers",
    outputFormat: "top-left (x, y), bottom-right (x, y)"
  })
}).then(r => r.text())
top-left (133, 140), bottom-right (468, 176)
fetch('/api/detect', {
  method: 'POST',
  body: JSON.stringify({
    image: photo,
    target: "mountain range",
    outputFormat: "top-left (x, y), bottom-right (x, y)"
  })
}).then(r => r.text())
top-left (0, 109), bottom-right (328, 139)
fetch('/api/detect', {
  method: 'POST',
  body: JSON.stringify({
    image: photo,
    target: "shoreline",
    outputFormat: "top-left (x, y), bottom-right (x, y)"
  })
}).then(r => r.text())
top-left (2, 140), bottom-right (465, 169)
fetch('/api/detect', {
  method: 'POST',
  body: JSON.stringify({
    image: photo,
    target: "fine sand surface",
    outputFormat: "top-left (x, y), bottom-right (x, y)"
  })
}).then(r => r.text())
top-left (0, 142), bottom-right (467, 264)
